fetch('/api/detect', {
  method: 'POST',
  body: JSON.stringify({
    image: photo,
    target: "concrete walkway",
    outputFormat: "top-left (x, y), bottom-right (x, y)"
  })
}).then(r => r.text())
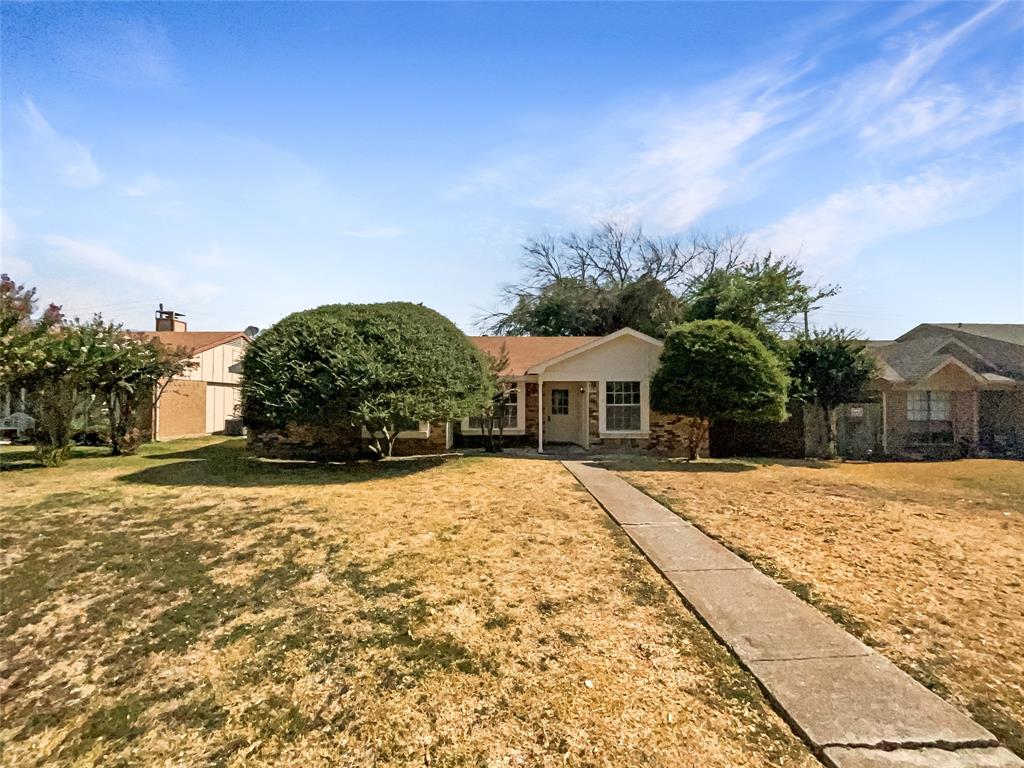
top-left (562, 460), bottom-right (1023, 768)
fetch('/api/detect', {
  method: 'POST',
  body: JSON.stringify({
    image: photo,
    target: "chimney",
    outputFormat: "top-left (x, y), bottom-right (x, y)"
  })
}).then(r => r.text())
top-left (155, 303), bottom-right (187, 332)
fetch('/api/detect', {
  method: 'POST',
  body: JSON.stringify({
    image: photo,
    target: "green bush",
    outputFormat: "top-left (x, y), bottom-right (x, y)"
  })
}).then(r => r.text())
top-left (651, 319), bottom-right (789, 459)
top-left (242, 302), bottom-right (491, 456)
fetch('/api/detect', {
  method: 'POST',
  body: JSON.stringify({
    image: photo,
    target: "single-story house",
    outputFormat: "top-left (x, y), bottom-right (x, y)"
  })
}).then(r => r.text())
top-left (460, 328), bottom-right (700, 453)
top-left (248, 327), bottom-right (705, 459)
top-left (713, 322), bottom-right (1024, 459)
top-left (138, 307), bottom-right (252, 440)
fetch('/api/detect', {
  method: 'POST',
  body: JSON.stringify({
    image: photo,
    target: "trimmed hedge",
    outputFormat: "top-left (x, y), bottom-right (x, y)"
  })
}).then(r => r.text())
top-left (242, 302), bottom-right (489, 453)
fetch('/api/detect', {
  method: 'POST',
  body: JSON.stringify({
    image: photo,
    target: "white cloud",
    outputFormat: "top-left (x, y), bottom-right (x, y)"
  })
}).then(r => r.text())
top-left (121, 173), bottom-right (167, 198)
top-left (43, 235), bottom-right (178, 288)
top-left (750, 164), bottom-right (1015, 266)
top-left (22, 98), bottom-right (103, 188)
top-left (859, 83), bottom-right (1024, 153)
top-left (341, 227), bottom-right (406, 239)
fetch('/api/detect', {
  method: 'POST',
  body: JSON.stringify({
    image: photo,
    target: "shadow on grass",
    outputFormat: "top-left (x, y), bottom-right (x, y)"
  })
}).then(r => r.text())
top-left (0, 445), bottom-right (113, 473)
top-left (119, 440), bottom-right (456, 488)
top-left (589, 455), bottom-right (836, 473)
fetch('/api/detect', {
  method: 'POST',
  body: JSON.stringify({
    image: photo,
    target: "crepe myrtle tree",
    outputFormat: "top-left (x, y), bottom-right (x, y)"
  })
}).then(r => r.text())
top-left (88, 321), bottom-right (195, 455)
top-left (786, 328), bottom-right (877, 459)
top-left (242, 302), bottom-right (492, 458)
top-left (651, 320), bottom-right (789, 460)
top-left (475, 344), bottom-right (514, 453)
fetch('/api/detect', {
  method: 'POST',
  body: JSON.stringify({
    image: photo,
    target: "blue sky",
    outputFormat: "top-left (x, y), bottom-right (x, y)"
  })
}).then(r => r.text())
top-left (2, 1), bottom-right (1022, 339)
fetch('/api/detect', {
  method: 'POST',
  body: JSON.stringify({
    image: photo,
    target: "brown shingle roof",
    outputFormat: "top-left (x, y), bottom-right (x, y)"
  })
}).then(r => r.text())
top-left (139, 331), bottom-right (249, 356)
top-left (469, 336), bottom-right (599, 376)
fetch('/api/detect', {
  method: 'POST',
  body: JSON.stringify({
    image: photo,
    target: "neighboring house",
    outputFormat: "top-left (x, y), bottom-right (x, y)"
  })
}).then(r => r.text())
top-left (713, 322), bottom-right (1024, 460)
top-left (459, 328), bottom-right (702, 454)
top-left (860, 323), bottom-right (1024, 458)
top-left (138, 307), bottom-right (252, 440)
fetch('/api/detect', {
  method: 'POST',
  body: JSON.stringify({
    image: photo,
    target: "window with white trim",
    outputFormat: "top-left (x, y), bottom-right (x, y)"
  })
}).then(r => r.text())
top-left (468, 384), bottom-right (518, 430)
top-left (605, 381), bottom-right (641, 431)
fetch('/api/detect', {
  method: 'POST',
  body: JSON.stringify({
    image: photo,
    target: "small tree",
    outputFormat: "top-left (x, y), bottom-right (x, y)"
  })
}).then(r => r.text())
top-left (476, 345), bottom-right (513, 453)
top-left (0, 274), bottom-right (63, 392)
top-left (787, 329), bottom-right (877, 458)
top-left (88, 321), bottom-right (194, 455)
top-left (651, 320), bottom-right (789, 460)
top-left (243, 302), bottom-right (491, 458)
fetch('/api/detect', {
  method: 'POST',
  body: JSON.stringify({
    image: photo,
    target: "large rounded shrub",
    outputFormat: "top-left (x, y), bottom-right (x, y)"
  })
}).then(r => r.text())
top-left (242, 302), bottom-right (490, 455)
top-left (651, 319), bottom-right (789, 459)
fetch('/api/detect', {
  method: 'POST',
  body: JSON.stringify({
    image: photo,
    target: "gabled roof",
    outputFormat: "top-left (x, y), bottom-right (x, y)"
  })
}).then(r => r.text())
top-left (140, 331), bottom-right (249, 356)
top-left (469, 328), bottom-right (662, 377)
top-left (469, 335), bottom-right (599, 377)
top-left (901, 323), bottom-right (1024, 346)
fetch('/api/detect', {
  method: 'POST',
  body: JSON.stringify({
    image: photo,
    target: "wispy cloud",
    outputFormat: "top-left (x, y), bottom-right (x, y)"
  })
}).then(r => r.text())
top-left (22, 98), bottom-right (103, 188)
top-left (859, 82), bottom-right (1024, 154)
top-left (42, 234), bottom-right (225, 305)
top-left (451, 1), bottom-right (1021, 262)
top-left (43, 235), bottom-right (175, 288)
top-left (749, 163), bottom-right (1016, 267)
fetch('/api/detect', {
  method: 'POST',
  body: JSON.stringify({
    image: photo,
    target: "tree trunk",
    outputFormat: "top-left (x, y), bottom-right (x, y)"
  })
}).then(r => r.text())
top-left (686, 419), bottom-right (709, 461)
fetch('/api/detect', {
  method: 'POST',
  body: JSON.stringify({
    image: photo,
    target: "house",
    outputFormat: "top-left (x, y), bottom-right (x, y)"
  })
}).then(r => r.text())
top-left (138, 307), bottom-right (252, 440)
top-left (860, 323), bottom-right (1024, 458)
top-left (247, 327), bottom-right (705, 459)
top-left (712, 322), bottom-right (1024, 460)
top-left (457, 328), bottom-right (702, 454)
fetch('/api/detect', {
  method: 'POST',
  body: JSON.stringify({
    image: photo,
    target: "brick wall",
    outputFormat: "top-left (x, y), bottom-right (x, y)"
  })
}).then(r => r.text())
top-left (250, 421), bottom-right (450, 461)
top-left (648, 411), bottom-right (709, 456)
top-left (156, 380), bottom-right (207, 439)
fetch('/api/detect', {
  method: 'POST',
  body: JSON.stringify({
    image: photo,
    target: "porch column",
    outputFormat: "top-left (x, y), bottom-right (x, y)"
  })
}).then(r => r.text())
top-left (537, 376), bottom-right (544, 453)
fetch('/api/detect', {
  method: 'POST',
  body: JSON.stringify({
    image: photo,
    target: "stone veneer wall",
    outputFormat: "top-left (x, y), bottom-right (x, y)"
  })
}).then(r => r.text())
top-left (250, 421), bottom-right (449, 460)
top-left (648, 411), bottom-right (709, 455)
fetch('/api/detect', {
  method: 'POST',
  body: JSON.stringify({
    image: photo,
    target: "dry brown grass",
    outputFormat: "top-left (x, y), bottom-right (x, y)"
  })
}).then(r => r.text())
top-left (615, 456), bottom-right (1024, 756)
top-left (1, 438), bottom-right (816, 767)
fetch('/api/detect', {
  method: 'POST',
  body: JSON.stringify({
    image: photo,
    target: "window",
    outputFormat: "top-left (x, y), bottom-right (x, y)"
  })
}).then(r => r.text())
top-left (394, 415), bottom-right (421, 432)
top-left (605, 381), bottom-right (641, 431)
top-left (468, 384), bottom-right (519, 430)
top-left (907, 391), bottom-right (952, 444)
top-left (907, 391), bottom-right (950, 421)
top-left (551, 388), bottom-right (569, 415)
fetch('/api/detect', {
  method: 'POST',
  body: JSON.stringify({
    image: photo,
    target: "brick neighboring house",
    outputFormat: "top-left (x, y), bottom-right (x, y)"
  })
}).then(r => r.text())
top-left (138, 307), bottom-right (252, 441)
top-left (863, 323), bottom-right (1024, 458)
top-left (713, 322), bottom-right (1024, 460)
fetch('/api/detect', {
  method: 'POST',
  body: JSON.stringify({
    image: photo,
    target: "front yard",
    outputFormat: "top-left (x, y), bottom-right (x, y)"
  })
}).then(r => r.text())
top-left (1, 438), bottom-right (816, 767)
top-left (615, 456), bottom-right (1024, 756)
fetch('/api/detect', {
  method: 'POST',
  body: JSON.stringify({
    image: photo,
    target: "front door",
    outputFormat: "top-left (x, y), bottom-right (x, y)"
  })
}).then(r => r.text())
top-left (545, 382), bottom-right (581, 444)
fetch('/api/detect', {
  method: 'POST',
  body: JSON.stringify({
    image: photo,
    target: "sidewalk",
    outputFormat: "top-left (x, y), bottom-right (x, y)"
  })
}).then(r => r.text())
top-left (562, 460), bottom-right (1022, 768)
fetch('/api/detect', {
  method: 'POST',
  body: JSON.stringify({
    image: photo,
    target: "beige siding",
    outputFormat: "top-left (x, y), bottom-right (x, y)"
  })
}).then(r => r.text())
top-left (541, 334), bottom-right (662, 438)
top-left (180, 340), bottom-right (246, 384)
top-left (205, 383), bottom-right (241, 434)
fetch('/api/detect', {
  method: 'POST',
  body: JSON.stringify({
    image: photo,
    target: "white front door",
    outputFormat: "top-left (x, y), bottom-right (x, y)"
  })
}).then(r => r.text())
top-left (544, 381), bottom-right (582, 444)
